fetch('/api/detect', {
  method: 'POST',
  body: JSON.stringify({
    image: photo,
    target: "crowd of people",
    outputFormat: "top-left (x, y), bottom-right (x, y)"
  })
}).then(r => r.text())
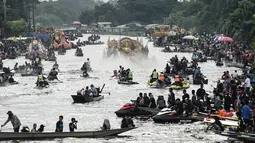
top-left (1, 111), bottom-right (134, 133)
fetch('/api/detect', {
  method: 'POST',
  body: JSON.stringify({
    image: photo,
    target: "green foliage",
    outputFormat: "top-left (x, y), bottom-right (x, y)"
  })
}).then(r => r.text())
top-left (6, 19), bottom-right (26, 36)
top-left (35, 0), bottom-right (97, 26)
top-left (79, 0), bottom-right (179, 25)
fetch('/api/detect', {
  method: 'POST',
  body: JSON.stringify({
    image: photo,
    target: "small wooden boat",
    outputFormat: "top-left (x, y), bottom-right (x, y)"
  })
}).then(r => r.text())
top-left (216, 131), bottom-right (255, 142)
top-left (118, 81), bottom-right (139, 85)
top-left (71, 95), bottom-right (104, 103)
top-left (0, 127), bottom-right (136, 141)
top-left (0, 81), bottom-right (18, 87)
top-left (48, 56), bottom-right (56, 61)
top-left (21, 72), bottom-right (37, 77)
top-left (75, 52), bottom-right (84, 57)
top-left (80, 75), bottom-right (99, 79)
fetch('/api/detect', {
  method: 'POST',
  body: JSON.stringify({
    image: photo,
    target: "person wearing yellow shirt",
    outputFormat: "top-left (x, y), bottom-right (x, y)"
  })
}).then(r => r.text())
top-left (150, 69), bottom-right (158, 83)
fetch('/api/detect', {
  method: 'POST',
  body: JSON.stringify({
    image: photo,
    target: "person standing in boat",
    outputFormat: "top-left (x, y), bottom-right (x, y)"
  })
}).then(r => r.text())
top-left (69, 118), bottom-right (77, 132)
top-left (55, 115), bottom-right (64, 132)
top-left (90, 84), bottom-right (98, 97)
top-left (1, 111), bottom-right (21, 132)
top-left (31, 123), bottom-right (37, 133)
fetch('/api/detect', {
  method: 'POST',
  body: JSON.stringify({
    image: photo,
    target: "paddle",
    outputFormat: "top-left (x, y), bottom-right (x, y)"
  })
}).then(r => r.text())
top-left (101, 92), bottom-right (111, 95)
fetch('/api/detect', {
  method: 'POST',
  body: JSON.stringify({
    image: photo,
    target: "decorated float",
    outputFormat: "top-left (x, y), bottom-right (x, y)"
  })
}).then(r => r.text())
top-left (53, 30), bottom-right (72, 50)
top-left (104, 37), bottom-right (148, 59)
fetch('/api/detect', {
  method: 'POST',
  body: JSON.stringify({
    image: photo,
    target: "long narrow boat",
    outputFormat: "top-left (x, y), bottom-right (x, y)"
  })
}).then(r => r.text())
top-left (0, 127), bottom-right (136, 141)
top-left (216, 131), bottom-right (255, 142)
top-left (71, 95), bottom-right (104, 103)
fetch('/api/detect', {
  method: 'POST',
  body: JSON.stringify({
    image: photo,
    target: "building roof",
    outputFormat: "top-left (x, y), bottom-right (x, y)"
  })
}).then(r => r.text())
top-left (98, 22), bottom-right (112, 25)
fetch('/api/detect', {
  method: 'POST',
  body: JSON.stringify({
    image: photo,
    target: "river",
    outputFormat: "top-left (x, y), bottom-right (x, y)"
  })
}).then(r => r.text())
top-left (0, 34), bottom-right (241, 143)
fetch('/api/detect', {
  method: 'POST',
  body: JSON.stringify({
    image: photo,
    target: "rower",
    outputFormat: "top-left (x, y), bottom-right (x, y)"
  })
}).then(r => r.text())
top-left (1, 111), bottom-right (21, 132)
top-left (101, 119), bottom-right (111, 130)
top-left (37, 72), bottom-right (47, 87)
top-left (35, 56), bottom-right (41, 67)
top-left (121, 116), bottom-right (135, 128)
top-left (81, 62), bottom-right (87, 71)
top-left (90, 84), bottom-right (98, 97)
top-left (8, 75), bottom-right (15, 83)
top-left (48, 68), bottom-right (58, 81)
top-left (127, 69), bottom-right (133, 82)
top-left (150, 69), bottom-right (158, 83)
top-left (53, 61), bottom-right (59, 71)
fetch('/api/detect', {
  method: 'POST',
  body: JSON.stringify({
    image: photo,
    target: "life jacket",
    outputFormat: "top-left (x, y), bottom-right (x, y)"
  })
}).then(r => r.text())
top-left (219, 109), bottom-right (227, 117)
top-left (175, 75), bottom-right (180, 82)
top-left (159, 74), bottom-right (165, 81)
top-left (152, 71), bottom-right (158, 79)
top-left (128, 71), bottom-right (133, 79)
top-left (38, 74), bottom-right (43, 82)
top-left (35, 57), bottom-right (39, 64)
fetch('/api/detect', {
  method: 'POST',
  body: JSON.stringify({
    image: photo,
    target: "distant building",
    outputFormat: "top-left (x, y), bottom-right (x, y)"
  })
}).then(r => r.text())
top-left (97, 22), bottom-right (112, 29)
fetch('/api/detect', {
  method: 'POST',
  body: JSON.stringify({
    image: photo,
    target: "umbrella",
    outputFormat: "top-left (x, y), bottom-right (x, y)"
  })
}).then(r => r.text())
top-left (183, 35), bottom-right (196, 40)
top-left (72, 21), bottom-right (81, 25)
top-left (219, 37), bottom-right (233, 42)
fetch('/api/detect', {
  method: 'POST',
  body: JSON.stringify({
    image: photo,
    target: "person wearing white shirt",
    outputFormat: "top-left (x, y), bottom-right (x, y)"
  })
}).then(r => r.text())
top-left (232, 70), bottom-right (238, 79)
top-left (245, 75), bottom-right (251, 96)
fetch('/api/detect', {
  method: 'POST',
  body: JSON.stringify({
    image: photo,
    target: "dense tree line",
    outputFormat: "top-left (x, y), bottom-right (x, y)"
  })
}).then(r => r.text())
top-left (35, 0), bottom-right (97, 27)
top-left (164, 0), bottom-right (255, 47)
top-left (0, 0), bottom-right (40, 36)
top-left (79, 0), bottom-right (179, 26)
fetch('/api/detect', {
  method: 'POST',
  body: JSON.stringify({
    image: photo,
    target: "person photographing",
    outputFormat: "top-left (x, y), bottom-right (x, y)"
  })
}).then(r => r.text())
top-left (69, 118), bottom-right (77, 132)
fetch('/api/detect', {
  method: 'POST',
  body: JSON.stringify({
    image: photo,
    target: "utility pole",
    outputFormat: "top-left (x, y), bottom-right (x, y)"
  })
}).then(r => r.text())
top-left (32, 0), bottom-right (35, 32)
top-left (3, 0), bottom-right (6, 22)
top-left (27, 3), bottom-right (31, 31)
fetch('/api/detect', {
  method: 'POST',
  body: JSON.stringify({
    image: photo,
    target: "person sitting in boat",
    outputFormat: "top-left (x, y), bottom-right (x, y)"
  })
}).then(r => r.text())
top-left (77, 88), bottom-right (84, 95)
top-left (193, 67), bottom-right (201, 80)
top-left (173, 74), bottom-right (183, 87)
top-left (14, 62), bottom-right (18, 71)
top-left (31, 123), bottom-right (37, 133)
top-left (8, 75), bottom-right (15, 83)
top-left (1, 111), bottom-right (21, 132)
top-left (21, 126), bottom-right (30, 132)
top-left (48, 68), bottom-right (58, 81)
top-left (53, 61), bottom-right (59, 71)
top-left (182, 98), bottom-right (193, 116)
top-left (150, 69), bottom-right (158, 83)
top-left (173, 98), bottom-right (183, 116)
top-left (36, 72), bottom-right (48, 87)
top-left (127, 69), bottom-right (133, 82)
top-left (90, 84), bottom-right (98, 97)
top-left (121, 116), bottom-right (135, 128)
top-left (157, 96), bottom-right (166, 109)
top-left (157, 72), bottom-right (166, 87)
top-left (34, 56), bottom-right (41, 67)
top-left (37, 124), bottom-right (45, 132)
top-left (69, 118), bottom-right (77, 132)
top-left (149, 93), bottom-right (157, 108)
top-left (81, 62), bottom-right (87, 71)
top-left (101, 119), bottom-right (111, 130)
top-left (165, 64), bottom-right (171, 74)
top-left (87, 58), bottom-right (91, 69)
top-left (207, 116), bottom-right (224, 131)
top-left (84, 86), bottom-right (91, 96)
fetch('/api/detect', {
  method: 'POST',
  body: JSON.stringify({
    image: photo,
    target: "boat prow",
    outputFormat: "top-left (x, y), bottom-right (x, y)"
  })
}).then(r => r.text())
top-left (0, 127), bottom-right (137, 141)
